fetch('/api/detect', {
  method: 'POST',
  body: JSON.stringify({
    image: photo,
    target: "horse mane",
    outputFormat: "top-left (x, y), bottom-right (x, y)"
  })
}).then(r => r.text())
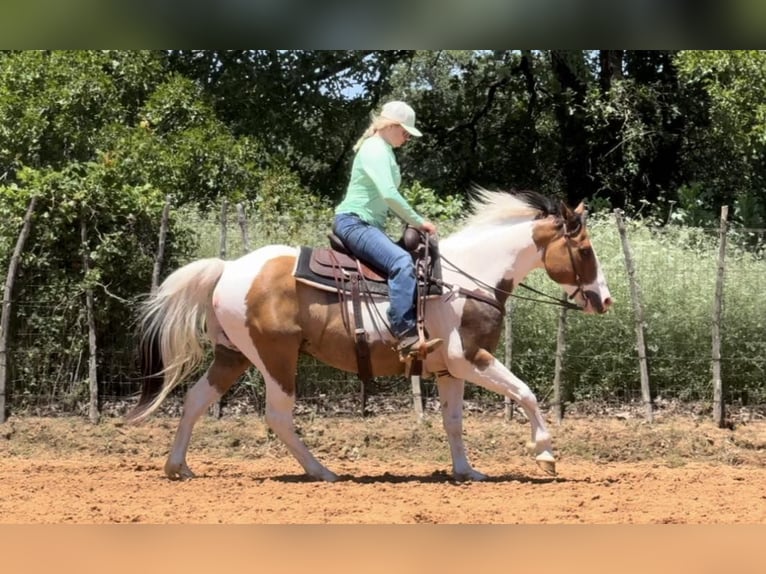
top-left (464, 186), bottom-right (562, 227)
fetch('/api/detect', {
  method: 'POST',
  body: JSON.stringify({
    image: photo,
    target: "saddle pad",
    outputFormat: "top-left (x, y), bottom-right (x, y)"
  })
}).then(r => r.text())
top-left (293, 246), bottom-right (390, 296)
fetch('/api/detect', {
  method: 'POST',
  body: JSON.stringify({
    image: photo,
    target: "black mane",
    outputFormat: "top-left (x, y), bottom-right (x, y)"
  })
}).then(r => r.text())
top-left (505, 189), bottom-right (561, 219)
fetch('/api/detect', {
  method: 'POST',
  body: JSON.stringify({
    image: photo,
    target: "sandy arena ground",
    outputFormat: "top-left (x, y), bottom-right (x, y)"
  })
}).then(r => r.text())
top-left (1, 411), bottom-right (764, 524)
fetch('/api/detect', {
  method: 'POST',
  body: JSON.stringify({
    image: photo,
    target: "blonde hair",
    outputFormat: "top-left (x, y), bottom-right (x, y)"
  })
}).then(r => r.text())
top-left (353, 114), bottom-right (400, 152)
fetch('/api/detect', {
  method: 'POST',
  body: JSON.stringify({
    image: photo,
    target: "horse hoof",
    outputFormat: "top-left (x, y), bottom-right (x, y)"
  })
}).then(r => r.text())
top-left (453, 470), bottom-right (488, 482)
top-left (309, 469), bottom-right (340, 482)
top-left (535, 458), bottom-right (557, 476)
top-left (165, 462), bottom-right (196, 481)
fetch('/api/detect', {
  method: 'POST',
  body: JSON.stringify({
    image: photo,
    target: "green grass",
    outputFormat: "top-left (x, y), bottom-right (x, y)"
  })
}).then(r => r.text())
top-left (507, 215), bottom-right (766, 406)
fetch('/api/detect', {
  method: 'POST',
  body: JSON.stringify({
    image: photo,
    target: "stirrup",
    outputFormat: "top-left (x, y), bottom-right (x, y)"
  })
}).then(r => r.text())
top-left (397, 336), bottom-right (443, 361)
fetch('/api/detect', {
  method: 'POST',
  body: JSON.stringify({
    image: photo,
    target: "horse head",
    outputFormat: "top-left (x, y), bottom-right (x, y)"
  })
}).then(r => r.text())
top-left (536, 200), bottom-right (612, 314)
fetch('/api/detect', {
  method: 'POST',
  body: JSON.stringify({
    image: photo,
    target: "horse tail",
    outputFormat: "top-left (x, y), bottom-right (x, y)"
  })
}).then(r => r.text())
top-left (126, 257), bottom-right (226, 423)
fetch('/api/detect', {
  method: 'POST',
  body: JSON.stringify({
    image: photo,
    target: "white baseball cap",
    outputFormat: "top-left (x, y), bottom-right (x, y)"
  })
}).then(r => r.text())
top-left (380, 100), bottom-right (423, 137)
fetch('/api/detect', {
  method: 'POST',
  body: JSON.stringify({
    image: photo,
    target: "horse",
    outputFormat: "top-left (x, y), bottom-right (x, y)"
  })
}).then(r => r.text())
top-left (126, 188), bottom-right (613, 482)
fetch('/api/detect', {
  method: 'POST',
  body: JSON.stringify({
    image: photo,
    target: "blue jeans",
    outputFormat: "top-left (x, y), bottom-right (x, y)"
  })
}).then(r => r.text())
top-left (333, 213), bottom-right (417, 337)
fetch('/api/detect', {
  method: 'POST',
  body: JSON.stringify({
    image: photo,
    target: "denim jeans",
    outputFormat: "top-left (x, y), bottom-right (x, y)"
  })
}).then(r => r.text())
top-left (333, 213), bottom-right (417, 337)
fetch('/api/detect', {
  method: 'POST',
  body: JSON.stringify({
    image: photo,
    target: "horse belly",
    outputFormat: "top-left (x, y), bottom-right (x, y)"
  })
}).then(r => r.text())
top-left (295, 285), bottom-right (406, 377)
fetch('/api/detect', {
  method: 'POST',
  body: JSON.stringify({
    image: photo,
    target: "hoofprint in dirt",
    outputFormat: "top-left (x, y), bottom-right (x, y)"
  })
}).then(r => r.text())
top-left (0, 413), bottom-right (763, 523)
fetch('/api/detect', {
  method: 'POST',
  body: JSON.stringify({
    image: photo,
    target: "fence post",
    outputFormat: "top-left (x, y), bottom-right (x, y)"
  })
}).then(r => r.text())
top-left (712, 205), bottom-right (729, 428)
top-left (236, 202), bottom-right (251, 253)
top-left (552, 292), bottom-right (569, 424)
top-left (210, 198), bottom-right (228, 420)
top-left (503, 302), bottom-right (514, 420)
top-left (614, 209), bottom-right (653, 423)
top-left (151, 195), bottom-right (172, 293)
top-left (409, 360), bottom-right (425, 422)
top-left (0, 196), bottom-right (37, 424)
top-left (81, 217), bottom-right (100, 424)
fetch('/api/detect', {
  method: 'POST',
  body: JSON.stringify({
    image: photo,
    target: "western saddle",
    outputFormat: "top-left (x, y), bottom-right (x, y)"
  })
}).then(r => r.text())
top-left (299, 226), bottom-right (442, 410)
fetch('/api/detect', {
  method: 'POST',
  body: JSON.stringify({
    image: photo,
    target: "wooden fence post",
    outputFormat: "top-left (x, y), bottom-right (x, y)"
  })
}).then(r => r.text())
top-left (712, 205), bottom-right (729, 428)
top-left (236, 202), bottom-right (251, 253)
top-left (151, 195), bottom-right (172, 293)
top-left (219, 198), bottom-right (228, 261)
top-left (552, 292), bottom-right (569, 425)
top-left (81, 217), bottom-right (100, 424)
top-left (211, 199), bottom-right (228, 420)
top-left (0, 196), bottom-right (37, 424)
top-left (614, 209), bottom-right (653, 423)
top-left (503, 302), bottom-right (514, 420)
top-left (409, 360), bottom-right (425, 422)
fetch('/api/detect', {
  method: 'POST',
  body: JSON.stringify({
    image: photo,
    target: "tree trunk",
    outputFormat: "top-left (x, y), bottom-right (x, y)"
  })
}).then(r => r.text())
top-left (0, 197), bottom-right (38, 423)
top-left (599, 50), bottom-right (624, 93)
top-left (549, 50), bottom-right (591, 205)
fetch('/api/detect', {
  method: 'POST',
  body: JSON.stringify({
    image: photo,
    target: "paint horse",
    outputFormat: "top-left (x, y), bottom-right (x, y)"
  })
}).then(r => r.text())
top-left (126, 188), bottom-right (612, 482)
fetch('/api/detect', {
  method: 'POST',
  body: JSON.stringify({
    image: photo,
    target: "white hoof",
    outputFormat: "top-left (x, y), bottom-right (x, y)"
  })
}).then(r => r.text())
top-left (535, 453), bottom-right (557, 476)
top-left (453, 469), bottom-right (489, 482)
top-left (308, 468), bottom-right (340, 482)
top-left (165, 460), bottom-right (196, 480)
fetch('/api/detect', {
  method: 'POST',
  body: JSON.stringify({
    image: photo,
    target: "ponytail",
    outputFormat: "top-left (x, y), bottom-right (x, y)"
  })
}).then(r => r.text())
top-left (353, 115), bottom-right (399, 152)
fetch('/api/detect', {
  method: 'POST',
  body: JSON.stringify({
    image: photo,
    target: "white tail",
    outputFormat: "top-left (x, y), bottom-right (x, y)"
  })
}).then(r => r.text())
top-left (132, 257), bottom-right (226, 421)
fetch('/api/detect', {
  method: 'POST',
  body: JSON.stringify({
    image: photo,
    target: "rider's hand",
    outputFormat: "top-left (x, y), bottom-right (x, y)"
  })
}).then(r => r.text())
top-left (420, 221), bottom-right (437, 236)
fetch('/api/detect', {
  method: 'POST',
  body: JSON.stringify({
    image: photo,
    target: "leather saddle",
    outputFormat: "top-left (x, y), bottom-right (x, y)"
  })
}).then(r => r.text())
top-left (294, 227), bottom-right (442, 297)
top-left (292, 226), bottom-right (443, 405)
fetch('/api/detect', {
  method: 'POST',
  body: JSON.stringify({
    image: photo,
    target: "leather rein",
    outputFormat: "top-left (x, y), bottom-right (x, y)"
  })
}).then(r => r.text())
top-left (432, 228), bottom-right (586, 313)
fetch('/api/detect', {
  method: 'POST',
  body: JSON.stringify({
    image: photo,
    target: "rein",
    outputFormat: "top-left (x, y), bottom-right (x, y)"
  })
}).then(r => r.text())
top-left (435, 251), bottom-right (583, 312)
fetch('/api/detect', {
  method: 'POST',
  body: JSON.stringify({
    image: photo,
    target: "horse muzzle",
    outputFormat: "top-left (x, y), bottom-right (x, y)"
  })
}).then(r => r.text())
top-left (581, 289), bottom-right (612, 314)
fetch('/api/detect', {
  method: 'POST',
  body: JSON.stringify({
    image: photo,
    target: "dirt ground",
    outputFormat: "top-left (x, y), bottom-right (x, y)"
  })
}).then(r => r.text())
top-left (1, 410), bottom-right (764, 524)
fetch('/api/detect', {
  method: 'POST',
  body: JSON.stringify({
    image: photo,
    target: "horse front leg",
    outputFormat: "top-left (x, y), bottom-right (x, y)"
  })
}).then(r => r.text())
top-left (436, 374), bottom-right (488, 481)
top-left (165, 345), bottom-right (250, 480)
top-left (448, 352), bottom-right (556, 476)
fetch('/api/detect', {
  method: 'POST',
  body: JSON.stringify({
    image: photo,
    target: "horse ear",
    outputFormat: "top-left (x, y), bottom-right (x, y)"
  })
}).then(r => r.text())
top-left (562, 202), bottom-right (583, 236)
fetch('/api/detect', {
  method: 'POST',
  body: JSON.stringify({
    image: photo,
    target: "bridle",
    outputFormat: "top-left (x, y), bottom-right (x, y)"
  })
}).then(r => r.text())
top-left (560, 224), bottom-right (588, 306)
top-left (433, 221), bottom-right (589, 312)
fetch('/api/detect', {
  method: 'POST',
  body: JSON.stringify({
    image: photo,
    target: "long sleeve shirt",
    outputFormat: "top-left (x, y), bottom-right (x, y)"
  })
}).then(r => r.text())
top-left (335, 135), bottom-right (424, 230)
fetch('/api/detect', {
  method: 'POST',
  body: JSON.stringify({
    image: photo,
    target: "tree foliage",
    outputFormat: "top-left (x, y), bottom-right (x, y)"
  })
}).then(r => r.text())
top-left (2, 50), bottom-right (766, 411)
top-left (675, 50), bottom-right (766, 228)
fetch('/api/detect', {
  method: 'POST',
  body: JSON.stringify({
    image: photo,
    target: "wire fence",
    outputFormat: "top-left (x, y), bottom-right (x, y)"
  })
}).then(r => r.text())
top-left (2, 201), bottom-right (765, 422)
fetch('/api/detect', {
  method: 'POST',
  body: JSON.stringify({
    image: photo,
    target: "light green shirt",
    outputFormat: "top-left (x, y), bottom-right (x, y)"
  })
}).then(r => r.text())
top-left (335, 135), bottom-right (424, 230)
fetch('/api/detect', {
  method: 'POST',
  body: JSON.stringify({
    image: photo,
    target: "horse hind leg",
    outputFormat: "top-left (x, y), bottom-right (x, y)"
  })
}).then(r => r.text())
top-left (263, 372), bottom-right (340, 483)
top-left (164, 344), bottom-right (250, 480)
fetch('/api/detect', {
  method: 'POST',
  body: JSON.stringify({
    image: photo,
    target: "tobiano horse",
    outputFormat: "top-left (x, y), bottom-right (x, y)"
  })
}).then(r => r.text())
top-left (126, 188), bottom-right (612, 482)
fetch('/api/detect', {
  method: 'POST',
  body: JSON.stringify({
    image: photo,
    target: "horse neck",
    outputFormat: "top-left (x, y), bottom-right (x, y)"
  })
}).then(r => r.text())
top-left (439, 220), bottom-right (543, 292)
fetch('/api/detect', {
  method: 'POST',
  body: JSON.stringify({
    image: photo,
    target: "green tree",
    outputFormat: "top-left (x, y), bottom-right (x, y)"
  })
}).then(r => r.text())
top-left (165, 50), bottom-right (416, 200)
top-left (386, 50), bottom-right (562, 198)
top-left (675, 50), bottom-right (766, 228)
top-left (0, 50), bottom-right (164, 175)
